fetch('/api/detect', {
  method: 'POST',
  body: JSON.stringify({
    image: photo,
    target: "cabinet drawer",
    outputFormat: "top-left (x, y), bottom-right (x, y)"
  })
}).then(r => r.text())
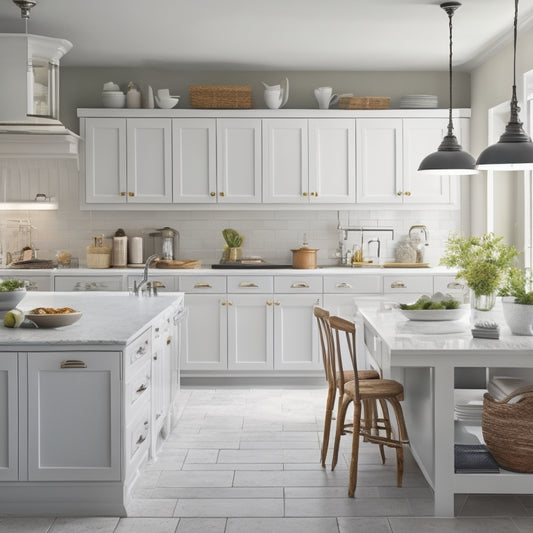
top-left (382, 275), bottom-right (433, 294)
top-left (127, 405), bottom-right (150, 462)
top-left (125, 361), bottom-right (151, 420)
top-left (324, 275), bottom-right (382, 294)
top-left (125, 328), bottom-right (152, 377)
top-left (54, 275), bottom-right (124, 292)
top-left (7, 274), bottom-right (51, 291)
top-left (274, 276), bottom-right (322, 293)
top-left (127, 275), bottom-right (178, 292)
top-left (434, 275), bottom-right (466, 294)
top-left (180, 276), bottom-right (226, 293)
top-left (227, 276), bottom-right (273, 293)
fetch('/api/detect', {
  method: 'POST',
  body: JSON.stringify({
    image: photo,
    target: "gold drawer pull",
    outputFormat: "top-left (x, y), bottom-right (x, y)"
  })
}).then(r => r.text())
top-left (194, 282), bottom-right (213, 289)
top-left (136, 383), bottom-right (148, 394)
top-left (291, 282), bottom-right (309, 288)
top-left (221, 301), bottom-right (227, 306)
top-left (128, 191), bottom-right (135, 197)
top-left (275, 301), bottom-right (280, 306)
top-left (219, 192), bottom-right (225, 197)
top-left (239, 281), bottom-right (259, 288)
top-left (120, 191), bottom-right (126, 197)
top-left (404, 191), bottom-right (411, 197)
top-left (136, 434), bottom-right (146, 445)
top-left (336, 282), bottom-right (353, 289)
top-left (136, 345), bottom-right (147, 355)
top-left (390, 281), bottom-right (406, 288)
top-left (60, 360), bottom-right (87, 369)
top-left (303, 192), bottom-right (308, 197)
top-left (167, 337), bottom-right (171, 345)
top-left (267, 301), bottom-right (272, 306)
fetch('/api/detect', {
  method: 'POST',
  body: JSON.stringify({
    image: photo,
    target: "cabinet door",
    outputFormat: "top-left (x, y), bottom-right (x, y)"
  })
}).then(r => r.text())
top-left (403, 118), bottom-right (458, 205)
top-left (127, 118), bottom-right (173, 203)
top-left (0, 354), bottom-right (17, 481)
top-left (27, 351), bottom-right (121, 481)
top-left (181, 294), bottom-right (228, 370)
top-left (54, 275), bottom-right (124, 292)
top-left (6, 275), bottom-right (51, 291)
top-left (262, 119), bottom-right (308, 204)
top-left (85, 118), bottom-right (127, 204)
top-left (273, 294), bottom-right (321, 370)
top-left (356, 118), bottom-right (403, 204)
top-left (173, 118), bottom-right (217, 203)
top-left (217, 118), bottom-right (262, 203)
top-left (227, 294), bottom-right (273, 371)
top-left (309, 119), bottom-right (355, 203)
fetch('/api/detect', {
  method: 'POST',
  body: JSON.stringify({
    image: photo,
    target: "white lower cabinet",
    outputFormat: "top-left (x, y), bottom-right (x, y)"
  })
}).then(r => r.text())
top-left (273, 294), bottom-right (322, 371)
top-left (54, 275), bottom-right (124, 292)
top-left (0, 354), bottom-right (17, 481)
top-left (27, 351), bottom-right (121, 481)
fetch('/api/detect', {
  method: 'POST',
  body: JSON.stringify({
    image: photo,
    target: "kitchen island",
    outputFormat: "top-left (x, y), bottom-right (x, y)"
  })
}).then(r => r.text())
top-left (358, 303), bottom-right (533, 517)
top-left (0, 291), bottom-right (185, 516)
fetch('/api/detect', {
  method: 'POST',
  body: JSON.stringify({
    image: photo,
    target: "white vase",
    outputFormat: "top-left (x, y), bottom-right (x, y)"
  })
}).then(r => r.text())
top-left (502, 297), bottom-right (533, 335)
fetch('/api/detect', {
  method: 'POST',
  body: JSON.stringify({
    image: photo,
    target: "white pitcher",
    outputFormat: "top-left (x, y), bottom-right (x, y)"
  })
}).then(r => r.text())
top-left (261, 77), bottom-right (289, 109)
top-left (314, 86), bottom-right (339, 109)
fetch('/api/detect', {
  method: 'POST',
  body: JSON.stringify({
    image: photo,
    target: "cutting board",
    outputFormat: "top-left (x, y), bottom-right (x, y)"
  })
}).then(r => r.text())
top-left (156, 259), bottom-right (201, 269)
top-left (383, 262), bottom-right (429, 268)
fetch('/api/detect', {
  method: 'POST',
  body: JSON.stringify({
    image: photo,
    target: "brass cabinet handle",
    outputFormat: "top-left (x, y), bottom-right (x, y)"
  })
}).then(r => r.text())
top-left (315, 192), bottom-right (318, 197)
top-left (136, 345), bottom-right (147, 355)
top-left (239, 281), bottom-right (259, 288)
top-left (194, 282), bottom-right (213, 288)
top-left (447, 281), bottom-right (465, 289)
top-left (136, 383), bottom-right (148, 394)
top-left (336, 282), bottom-right (353, 289)
top-left (404, 191), bottom-right (411, 196)
top-left (266, 301), bottom-right (272, 306)
top-left (120, 191), bottom-right (126, 197)
top-left (228, 301), bottom-right (233, 306)
top-left (153, 355), bottom-right (157, 360)
top-left (274, 301), bottom-right (280, 306)
top-left (219, 192), bottom-right (225, 197)
top-left (291, 282), bottom-right (309, 288)
top-left (221, 301), bottom-right (227, 306)
top-left (310, 192), bottom-right (315, 196)
top-left (210, 191), bottom-right (216, 197)
top-left (60, 360), bottom-right (87, 369)
top-left (303, 192), bottom-right (308, 197)
top-left (397, 191), bottom-right (403, 196)
top-left (128, 192), bottom-right (135, 197)
top-left (167, 337), bottom-right (171, 345)
top-left (390, 281), bottom-right (406, 288)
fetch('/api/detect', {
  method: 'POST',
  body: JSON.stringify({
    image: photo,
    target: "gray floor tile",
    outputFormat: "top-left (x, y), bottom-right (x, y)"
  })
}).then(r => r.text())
top-left (150, 487), bottom-right (283, 499)
top-left (114, 517), bottom-right (180, 533)
top-left (338, 517), bottom-right (392, 533)
top-left (388, 517), bottom-right (522, 533)
top-left (157, 470), bottom-right (234, 488)
top-left (48, 517), bottom-right (119, 532)
top-left (285, 497), bottom-right (411, 517)
top-left (174, 498), bottom-right (284, 517)
top-left (512, 517), bottom-right (533, 532)
top-left (285, 486), bottom-right (379, 498)
top-left (176, 518), bottom-right (227, 533)
top-left (125, 499), bottom-right (178, 517)
top-left (226, 517), bottom-right (340, 533)
top-left (234, 469), bottom-right (351, 487)
top-left (181, 462), bottom-right (283, 471)
top-left (185, 449), bottom-right (219, 463)
top-left (0, 518), bottom-right (54, 533)
top-left (459, 494), bottom-right (528, 516)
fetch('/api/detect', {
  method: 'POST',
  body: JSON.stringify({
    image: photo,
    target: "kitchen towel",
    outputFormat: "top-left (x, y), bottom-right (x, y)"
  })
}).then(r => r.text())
top-left (113, 236), bottom-right (128, 267)
top-left (129, 236), bottom-right (143, 264)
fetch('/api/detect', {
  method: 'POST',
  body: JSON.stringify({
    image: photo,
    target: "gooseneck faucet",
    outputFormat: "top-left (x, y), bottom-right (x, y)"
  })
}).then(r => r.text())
top-left (134, 254), bottom-right (160, 295)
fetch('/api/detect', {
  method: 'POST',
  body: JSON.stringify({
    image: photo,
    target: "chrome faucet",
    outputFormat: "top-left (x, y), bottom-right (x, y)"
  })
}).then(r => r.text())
top-left (134, 254), bottom-right (160, 295)
top-left (367, 238), bottom-right (381, 260)
top-left (408, 225), bottom-right (429, 242)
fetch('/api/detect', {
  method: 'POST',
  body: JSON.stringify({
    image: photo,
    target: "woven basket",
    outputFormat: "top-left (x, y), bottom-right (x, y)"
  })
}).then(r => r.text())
top-left (482, 387), bottom-right (533, 472)
top-left (338, 96), bottom-right (390, 110)
top-left (189, 85), bottom-right (253, 109)
top-left (86, 245), bottom-right (112, 269)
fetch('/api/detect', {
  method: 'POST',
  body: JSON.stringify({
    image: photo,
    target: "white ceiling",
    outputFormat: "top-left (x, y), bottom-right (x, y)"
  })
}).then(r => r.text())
top-left (1, 0), bottom-right (533, 71)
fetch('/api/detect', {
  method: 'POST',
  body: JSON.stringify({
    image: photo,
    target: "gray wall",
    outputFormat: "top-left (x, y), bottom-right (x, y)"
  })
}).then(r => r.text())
top-left (59, 68), bottom-right (470, 134)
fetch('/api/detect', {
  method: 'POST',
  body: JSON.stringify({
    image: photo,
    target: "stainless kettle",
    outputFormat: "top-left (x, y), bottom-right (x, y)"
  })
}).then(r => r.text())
top-left (157, 227), bottom-right (179, 260)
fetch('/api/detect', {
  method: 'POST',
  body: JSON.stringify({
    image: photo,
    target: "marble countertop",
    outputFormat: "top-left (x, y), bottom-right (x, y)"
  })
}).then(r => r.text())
top-left (0, 291), bottom-right (184, 347)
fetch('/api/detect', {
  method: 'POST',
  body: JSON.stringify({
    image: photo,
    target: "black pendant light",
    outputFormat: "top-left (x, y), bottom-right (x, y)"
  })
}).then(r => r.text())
top-left (476, 0), bottom-right (533, 171)
top-left (418, 2), bottom-right (477, 175)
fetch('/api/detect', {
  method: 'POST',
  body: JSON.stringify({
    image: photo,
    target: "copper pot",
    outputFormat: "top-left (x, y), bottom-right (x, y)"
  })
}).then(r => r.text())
top-left (291, 247), bottom-right (318, 269)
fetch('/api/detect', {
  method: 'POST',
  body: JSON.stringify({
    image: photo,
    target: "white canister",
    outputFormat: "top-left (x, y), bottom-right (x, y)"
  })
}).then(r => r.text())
top-left (113, 236), bottom-right (128, 267)
top-left (129, 236), bottom-right (143, 265)
top-left (126, 84), bottom-right (142, 108)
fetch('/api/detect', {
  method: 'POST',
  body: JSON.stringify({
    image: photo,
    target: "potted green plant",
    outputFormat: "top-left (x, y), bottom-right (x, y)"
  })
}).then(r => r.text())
top-left (500, 267), bottom-right (533, 334)
top-left (221, 228), bottom-right (244, 263)
top-left (439, 232), bottom-right (519, 311)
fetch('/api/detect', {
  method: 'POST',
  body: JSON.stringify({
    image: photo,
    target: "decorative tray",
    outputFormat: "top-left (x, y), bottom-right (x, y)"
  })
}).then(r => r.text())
top-left (383, 262), bottom-right (429, 268)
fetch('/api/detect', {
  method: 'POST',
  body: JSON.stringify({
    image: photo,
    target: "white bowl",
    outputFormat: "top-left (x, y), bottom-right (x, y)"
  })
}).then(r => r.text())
top-left (155, 95), bottom-right (179, 109)
top-left (25, 311), bottom-right (82, 328)
top-left (102, 92), bottom-right (126, 108)
top-left (399, 308), bottom-right (468, 322)
top-left (0, 288), bottom-right (26, 311)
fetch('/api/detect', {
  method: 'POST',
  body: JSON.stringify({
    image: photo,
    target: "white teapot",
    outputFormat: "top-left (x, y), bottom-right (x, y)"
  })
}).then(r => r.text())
top-left (314, 86), bottom-right (339, 109)
top-left (261, 77), bottom-right (289, 109)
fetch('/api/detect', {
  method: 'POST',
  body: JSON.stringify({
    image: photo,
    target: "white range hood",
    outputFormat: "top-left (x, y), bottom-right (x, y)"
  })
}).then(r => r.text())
top-left (0, 33), bottom-right (79, 159)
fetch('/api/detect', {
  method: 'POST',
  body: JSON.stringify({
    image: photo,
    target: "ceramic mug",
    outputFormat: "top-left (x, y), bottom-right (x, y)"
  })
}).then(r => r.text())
top-left (314, 87), bottom-right (339, 109)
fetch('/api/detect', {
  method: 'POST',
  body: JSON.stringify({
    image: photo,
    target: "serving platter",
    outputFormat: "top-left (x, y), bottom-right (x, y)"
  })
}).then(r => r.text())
top-left (399, 308), bottom-right (468, 321)
top-left (25, 311), bottom-right (82, 328)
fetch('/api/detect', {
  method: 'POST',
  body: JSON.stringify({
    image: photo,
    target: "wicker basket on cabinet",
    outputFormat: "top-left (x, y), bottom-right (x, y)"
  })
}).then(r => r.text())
top-left (481, 387), bottom-right (533, 472)
top-left (338, 96), bottom-right (390, 109)
top-left (189, 85), bottom-right (253, 109)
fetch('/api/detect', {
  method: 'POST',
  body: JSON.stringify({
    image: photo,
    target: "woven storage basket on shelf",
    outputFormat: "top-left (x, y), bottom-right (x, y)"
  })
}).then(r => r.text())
top-left (189, 85), bottom-right (253, 109)
top-left (338, 96), bottom-right (390, 109)
top-left (481, 387), bottom-right (533, 472)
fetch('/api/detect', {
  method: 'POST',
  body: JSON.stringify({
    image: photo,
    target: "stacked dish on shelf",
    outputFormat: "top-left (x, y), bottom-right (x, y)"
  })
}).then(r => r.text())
top-left (454, 389), bottom-right (485, 423)
top-left (399, 94), bottom-right (438, 108)
top-left (101, 82), bottom-right (125, 108)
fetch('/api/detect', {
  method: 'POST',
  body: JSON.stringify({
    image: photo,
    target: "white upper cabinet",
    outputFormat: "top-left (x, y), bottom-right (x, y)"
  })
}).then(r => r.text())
top-left (172, 118), bottom-right (217, 203)
top-left (309, 119), bottom-right (356, 203)
top-left (216, 118), bottom-right (262, 203)
top-left (356, 117), bottom-right (461, 206)
top-left (263, 119), bottom-right (308, 204)
top-left (85, 118), bottom-right (172, 204)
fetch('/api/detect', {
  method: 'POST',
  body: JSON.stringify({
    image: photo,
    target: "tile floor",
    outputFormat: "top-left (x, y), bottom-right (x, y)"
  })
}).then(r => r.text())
top-left (2, 387), bottom-right (533, 533)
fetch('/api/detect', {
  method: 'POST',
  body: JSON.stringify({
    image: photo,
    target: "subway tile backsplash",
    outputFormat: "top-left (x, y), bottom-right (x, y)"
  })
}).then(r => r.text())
top-left (0, 162), bottom-right (461, 268)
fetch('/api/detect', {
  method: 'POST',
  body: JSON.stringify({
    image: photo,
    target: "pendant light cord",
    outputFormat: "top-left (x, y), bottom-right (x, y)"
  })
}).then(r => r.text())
top-left (510, 0), bottom-right (520, 124)
top-left (447, 6), bottom-right (454, 137)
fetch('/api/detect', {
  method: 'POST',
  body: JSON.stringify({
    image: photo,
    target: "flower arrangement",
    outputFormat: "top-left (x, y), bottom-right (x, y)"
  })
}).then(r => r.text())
top-left (439, 232), bottom-right (519, 299)
top-left (500, 267), bottom-right (533, 304)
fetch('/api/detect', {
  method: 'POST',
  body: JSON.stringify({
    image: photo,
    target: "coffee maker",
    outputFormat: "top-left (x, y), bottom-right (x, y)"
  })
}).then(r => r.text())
top-left (143, 227), bottom-right (179, 260)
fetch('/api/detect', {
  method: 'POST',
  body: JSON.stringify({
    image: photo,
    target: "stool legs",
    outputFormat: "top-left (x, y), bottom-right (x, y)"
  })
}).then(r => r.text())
top-left (321, 384), bottom-right (336, 468)
top-left (348, 401), bottom-right (362, 498)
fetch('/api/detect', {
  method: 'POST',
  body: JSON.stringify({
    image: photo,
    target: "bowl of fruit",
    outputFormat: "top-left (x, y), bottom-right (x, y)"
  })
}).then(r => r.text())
top-left (0, 280), bottom-right (26, 312)
top-left (399, 293), bottom-right (467, 321)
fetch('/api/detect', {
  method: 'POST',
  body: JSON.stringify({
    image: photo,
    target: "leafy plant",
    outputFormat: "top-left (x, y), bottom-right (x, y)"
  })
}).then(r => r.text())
top-left (439, 232), bottom-right (519, 298)
top-left (500, 266), bottom-right (533, 304)
top-left (0, 280), bottom-right (25, 292)
top-left (222, 228), bottom-right (244, 248)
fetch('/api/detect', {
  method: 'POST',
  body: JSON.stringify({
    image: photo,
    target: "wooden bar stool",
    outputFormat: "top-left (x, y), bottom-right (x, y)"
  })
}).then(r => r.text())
top-left (329, 315), bottom-right (409, 497)
top-left (314, 306), bottom-right (381, 468)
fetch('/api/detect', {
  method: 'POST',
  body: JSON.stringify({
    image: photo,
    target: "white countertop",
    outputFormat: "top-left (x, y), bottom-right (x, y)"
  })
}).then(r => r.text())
top-left (0, 291), bottom-right (184, 347)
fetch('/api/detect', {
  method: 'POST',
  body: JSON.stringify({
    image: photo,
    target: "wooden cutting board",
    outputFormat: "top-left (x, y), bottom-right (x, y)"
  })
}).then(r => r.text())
top-left (155, 259), bottom-right (201, 269)
top-left (383, 262), bottom-right (429, 268)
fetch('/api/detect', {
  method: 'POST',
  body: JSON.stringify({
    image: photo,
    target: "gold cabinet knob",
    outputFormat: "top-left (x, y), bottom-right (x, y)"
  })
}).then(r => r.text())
top-left (404, 191), bottom-right (411, 196)
top-left (274, 301), bottom-right (280, 306)
top-left (266, 301), bottom-right (273, 306)
top-left (221, 302), bottom-right (227, 306)
top-left (228, 301), bottom-right (233, 306)
top-left (310, 192), bottom-right (315, 196)
top-left (120, 191), bottom-right (126, 197)
top-left (128, 192), bottom-right (135, 197)
top-left (302, 192), bottom-right (308, 197)
top-left (397, 191), bottom-right (403, 196)
top-left (166, 337), bottom-right (171, 345)
top-left (219, 192), bottom-right (225, 197)
top-left (210, 191), bottom-right (216, 197)
top-left (315, 192), bottom-right (318, 197)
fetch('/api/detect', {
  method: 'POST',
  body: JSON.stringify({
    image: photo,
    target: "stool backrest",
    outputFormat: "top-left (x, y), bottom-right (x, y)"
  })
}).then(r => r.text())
top-left (330, 315), bottom-right (360, 399)
top-left (314, 306), bottom-right (335, 385)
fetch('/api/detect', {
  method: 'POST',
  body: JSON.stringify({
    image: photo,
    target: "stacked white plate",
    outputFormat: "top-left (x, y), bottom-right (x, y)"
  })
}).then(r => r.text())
top-left (400, 94), bottom-right (438, 109)
top-left (454, 389), bottom-right (486, 423)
